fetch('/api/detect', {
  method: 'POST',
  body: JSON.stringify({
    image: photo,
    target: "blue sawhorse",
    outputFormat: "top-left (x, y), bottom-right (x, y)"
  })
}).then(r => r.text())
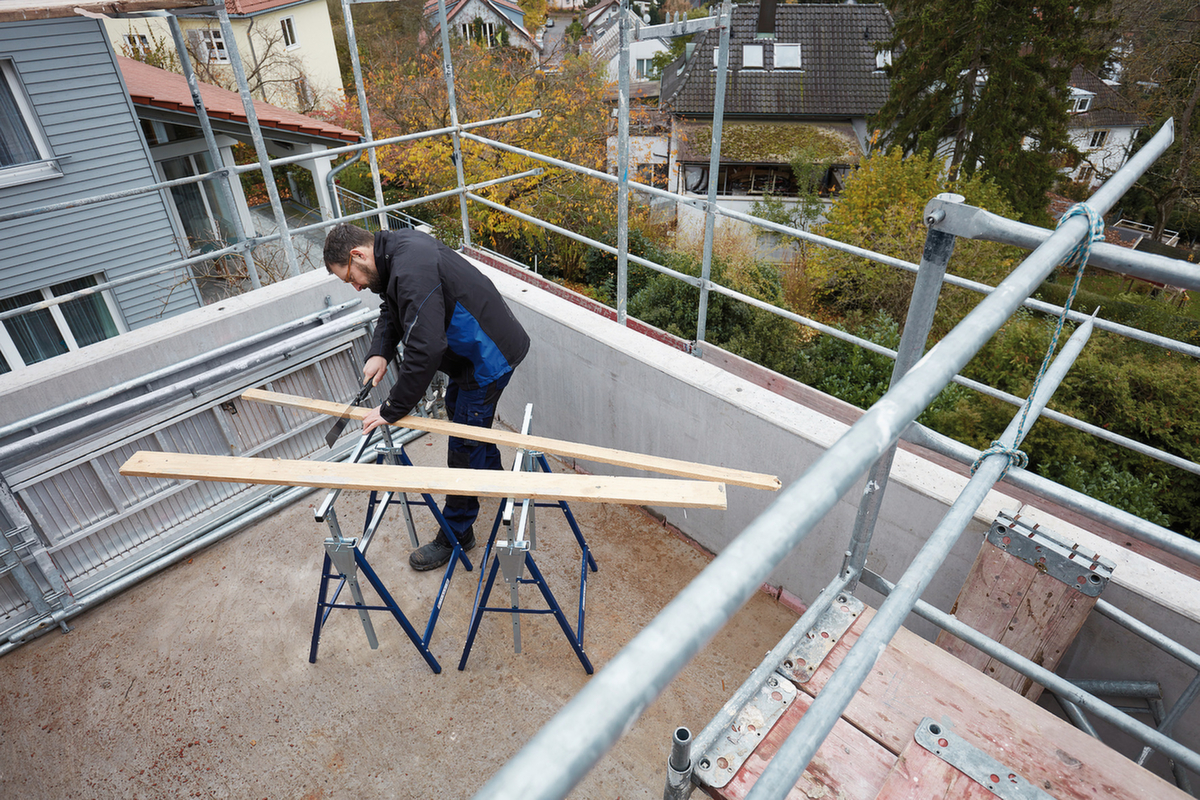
top-left (458, 408), bottom-right (598, 674)
top-left (308, 426), bottom-right (473, 672)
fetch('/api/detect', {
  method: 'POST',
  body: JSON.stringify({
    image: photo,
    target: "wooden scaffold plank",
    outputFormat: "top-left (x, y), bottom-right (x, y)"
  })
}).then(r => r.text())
top-left (802, 607), bottom-right (1189, 800)
top-left (119, 451), bottom-right (728, 509)
top-left (240, 388), bottom-right (782, 491)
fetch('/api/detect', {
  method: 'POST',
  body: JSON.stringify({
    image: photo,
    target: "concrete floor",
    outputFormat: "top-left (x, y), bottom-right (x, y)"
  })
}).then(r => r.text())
top-left (0, 434), bottom-right (799, 799)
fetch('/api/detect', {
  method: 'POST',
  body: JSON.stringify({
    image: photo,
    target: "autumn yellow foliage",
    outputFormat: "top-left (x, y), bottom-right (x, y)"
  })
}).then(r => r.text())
top-left (326, 41), bottom-right (616, 268)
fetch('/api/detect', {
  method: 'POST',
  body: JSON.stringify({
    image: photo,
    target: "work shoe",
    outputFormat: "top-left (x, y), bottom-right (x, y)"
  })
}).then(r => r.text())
top-left (409, 527), bottom-right (476, 571)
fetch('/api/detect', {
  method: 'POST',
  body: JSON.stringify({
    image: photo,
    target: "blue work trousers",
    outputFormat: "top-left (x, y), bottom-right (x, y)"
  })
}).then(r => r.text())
top-left (438, 371), bottom-right (513, 544)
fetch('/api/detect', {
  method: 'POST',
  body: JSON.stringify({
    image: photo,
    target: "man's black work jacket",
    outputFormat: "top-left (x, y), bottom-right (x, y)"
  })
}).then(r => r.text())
top-left (367, 230), bottom-right (530, 424)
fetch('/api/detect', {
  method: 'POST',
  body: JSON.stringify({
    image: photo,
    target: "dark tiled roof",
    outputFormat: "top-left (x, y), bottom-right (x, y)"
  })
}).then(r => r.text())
top-left (1068, 65), bottom-right (1146, 130)
top-left (661, 3), bottom-right (892, 118)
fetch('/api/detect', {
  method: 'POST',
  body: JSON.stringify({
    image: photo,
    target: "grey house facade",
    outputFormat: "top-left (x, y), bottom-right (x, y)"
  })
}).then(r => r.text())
top-left (0, 15), bottom-right (202, 374)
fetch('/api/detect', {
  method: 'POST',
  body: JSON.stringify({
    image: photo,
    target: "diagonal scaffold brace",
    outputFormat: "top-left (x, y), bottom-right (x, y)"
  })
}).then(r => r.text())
top-left (308, 424), bottom-right (474, 673)
top-left (459, 404), bottom-right (597, 674)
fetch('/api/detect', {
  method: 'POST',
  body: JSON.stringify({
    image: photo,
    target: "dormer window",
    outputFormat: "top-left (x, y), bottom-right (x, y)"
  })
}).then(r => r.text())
top-left (743, 45), bottom-right (763, 69)
top-left (875, 50), bottom-right (892, 71)
top-left (1069, 88), bottom-right (1094, 113)
top-left (776, 44), bottom-right (802, 69)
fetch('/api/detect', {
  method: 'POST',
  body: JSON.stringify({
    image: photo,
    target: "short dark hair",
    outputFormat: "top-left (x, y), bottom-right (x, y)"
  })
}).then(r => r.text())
top-left (323, 224), bottom-right (374, 271)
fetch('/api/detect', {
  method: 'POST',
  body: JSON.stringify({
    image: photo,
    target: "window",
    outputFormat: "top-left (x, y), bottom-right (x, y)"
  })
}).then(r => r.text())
top-left (743, 45), bottom-right (763, 69)
top-left (0, 276), bottom-right (122, 371)
top-left (281, 16), bottom-right (298, 49)
top-left (157, 151), bottom-right (236, 253)
top-left (681, 162), bottom-right (846, 198)
top-left (1069, 88), bottom-right (1094, 114)
top-left (635, 58), bottom-right (659, 80)
top-left (459, 19), bottom-right (500, 48)
top-left (1078, 164), bottom-right (1095, 182)
top-left (0, 59), bottom-right (60, 187)
top-left (195, 29), bottom-right (229, 64)
top-left (123, 34), bottom-right (152, 56)
top-left (1089, 129), bottom-right (1109, 149)
top-left (776, 44), bottom-right (802, 69)
top-left (875, 49), bottom-right (892, 71)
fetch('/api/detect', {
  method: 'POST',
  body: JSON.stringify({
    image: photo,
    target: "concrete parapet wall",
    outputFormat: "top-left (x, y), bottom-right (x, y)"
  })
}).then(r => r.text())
top-left (482, 259), bottom-right (1006, 632)
top-left (480, 258), bottom-right (1200, 763)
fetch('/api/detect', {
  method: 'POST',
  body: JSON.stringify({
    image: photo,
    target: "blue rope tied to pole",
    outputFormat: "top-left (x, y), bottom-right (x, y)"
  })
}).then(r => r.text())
top-left (970, 202), bottom-right (1104, 480)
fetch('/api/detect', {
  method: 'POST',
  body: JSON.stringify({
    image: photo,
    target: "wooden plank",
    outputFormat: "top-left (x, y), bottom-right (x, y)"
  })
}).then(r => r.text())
top-left (985, 569), bottom-right (1096, 700)
top-left (873, 733), bottom-right (998, 800)
top-left (708, 688), bottom-right (896, 800)
top-left (936, 540), bottom-right (1097, 701)
top-left (118, 451), bottom-right (728, 509)
top-left (936, 541), bottom-right (1028, 671)
top-left (801, 607), bottom-right (1189, 800)
top-left (240, 388), bottom-right (782, 491)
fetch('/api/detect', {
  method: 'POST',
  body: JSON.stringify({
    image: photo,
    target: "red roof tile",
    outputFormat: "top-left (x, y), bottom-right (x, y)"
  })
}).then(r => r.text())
top-left (118, 56), bottom-right (361, 144)
top-left (225, 0), bottom-right (305, 15)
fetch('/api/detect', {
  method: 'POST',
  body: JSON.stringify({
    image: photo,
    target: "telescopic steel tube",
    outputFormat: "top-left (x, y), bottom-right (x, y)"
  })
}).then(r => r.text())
top-left (339, 0), bottom-right (389, 230)
top-left (616, 1), bottom-right (631, 325)
top-left (745, 311), bottom-right (1096, 800)
top-left (844, 213), bottom-right (958, 590)
top-left (217, 6), bottom-right (301, 278)
top-left (165, 13), bottom-right (261, 289)
top-left (695, 0), bottom-right (732, 348)
top-left (472, 121), bottom-right (1172, 800)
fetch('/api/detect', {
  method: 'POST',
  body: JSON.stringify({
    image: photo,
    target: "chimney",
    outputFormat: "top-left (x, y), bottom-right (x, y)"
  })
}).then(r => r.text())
top-left (756, 0), bottom-right (777, 38)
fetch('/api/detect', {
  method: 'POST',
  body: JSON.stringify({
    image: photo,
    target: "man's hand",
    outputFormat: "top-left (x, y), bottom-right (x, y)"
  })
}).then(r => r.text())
top-left (362, 356), bottom-right (388, 387)
top-left (361, 405), bottom-right (387, 434)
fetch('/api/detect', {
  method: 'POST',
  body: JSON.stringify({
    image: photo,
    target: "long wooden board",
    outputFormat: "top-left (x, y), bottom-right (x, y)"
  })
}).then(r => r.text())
top-left (119, 451), bottom-right (728, 509)
top-left (240, 388), bottom-right (781, 491)
top-left (800, 607), bottom-right (1189, 800)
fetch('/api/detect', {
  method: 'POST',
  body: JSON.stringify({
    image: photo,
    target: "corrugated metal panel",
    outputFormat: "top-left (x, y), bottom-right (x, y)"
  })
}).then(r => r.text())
top-left (0, 324), bottom-right (387, 635)
top-left (0, 17), bottom-right (199, 323)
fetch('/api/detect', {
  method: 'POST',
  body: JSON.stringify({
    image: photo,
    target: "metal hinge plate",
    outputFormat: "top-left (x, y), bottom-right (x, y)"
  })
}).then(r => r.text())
top-left (987, 510), bottom-right (1114, 597)
top-left (915, 718), bottom-right (1055, 800)
top-left (694, 673), bottom-right (797, 789)
top-left (780, 592), bottom-right (864, 684)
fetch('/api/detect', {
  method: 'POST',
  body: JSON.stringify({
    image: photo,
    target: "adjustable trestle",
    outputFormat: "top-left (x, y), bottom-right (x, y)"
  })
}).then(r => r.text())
top-left (459, 405), bottom-right (598, 674)
top-left (308, 426), bottom-right (473, 672)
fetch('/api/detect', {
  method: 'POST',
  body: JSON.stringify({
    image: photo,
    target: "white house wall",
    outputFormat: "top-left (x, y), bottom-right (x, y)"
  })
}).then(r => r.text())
top-left (605, 37), bottom-right (669, 83)
top-left (1068, 124), bottom-right (1138, 187)
top-left (247, 1), bottom-right (346, 110)
top-left (0, 18), bottom-right (199, 333)
top-left (605, 134), bottom-right (668, 173)
top-left (103, 1), bottom-right (345, 113)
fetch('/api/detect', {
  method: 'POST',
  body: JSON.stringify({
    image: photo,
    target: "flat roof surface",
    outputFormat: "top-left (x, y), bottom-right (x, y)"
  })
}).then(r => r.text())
top-left (0, 432), bottom-right (799, 798)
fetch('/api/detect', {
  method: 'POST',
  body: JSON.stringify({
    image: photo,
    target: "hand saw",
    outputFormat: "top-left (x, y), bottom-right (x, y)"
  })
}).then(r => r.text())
top-left (324, 379), bottom-right (374, 449)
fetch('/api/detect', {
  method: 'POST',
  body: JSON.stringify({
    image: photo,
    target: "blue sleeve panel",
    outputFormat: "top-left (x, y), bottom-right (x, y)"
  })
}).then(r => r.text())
top-left (446, 302), bottom-right (514, 387)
